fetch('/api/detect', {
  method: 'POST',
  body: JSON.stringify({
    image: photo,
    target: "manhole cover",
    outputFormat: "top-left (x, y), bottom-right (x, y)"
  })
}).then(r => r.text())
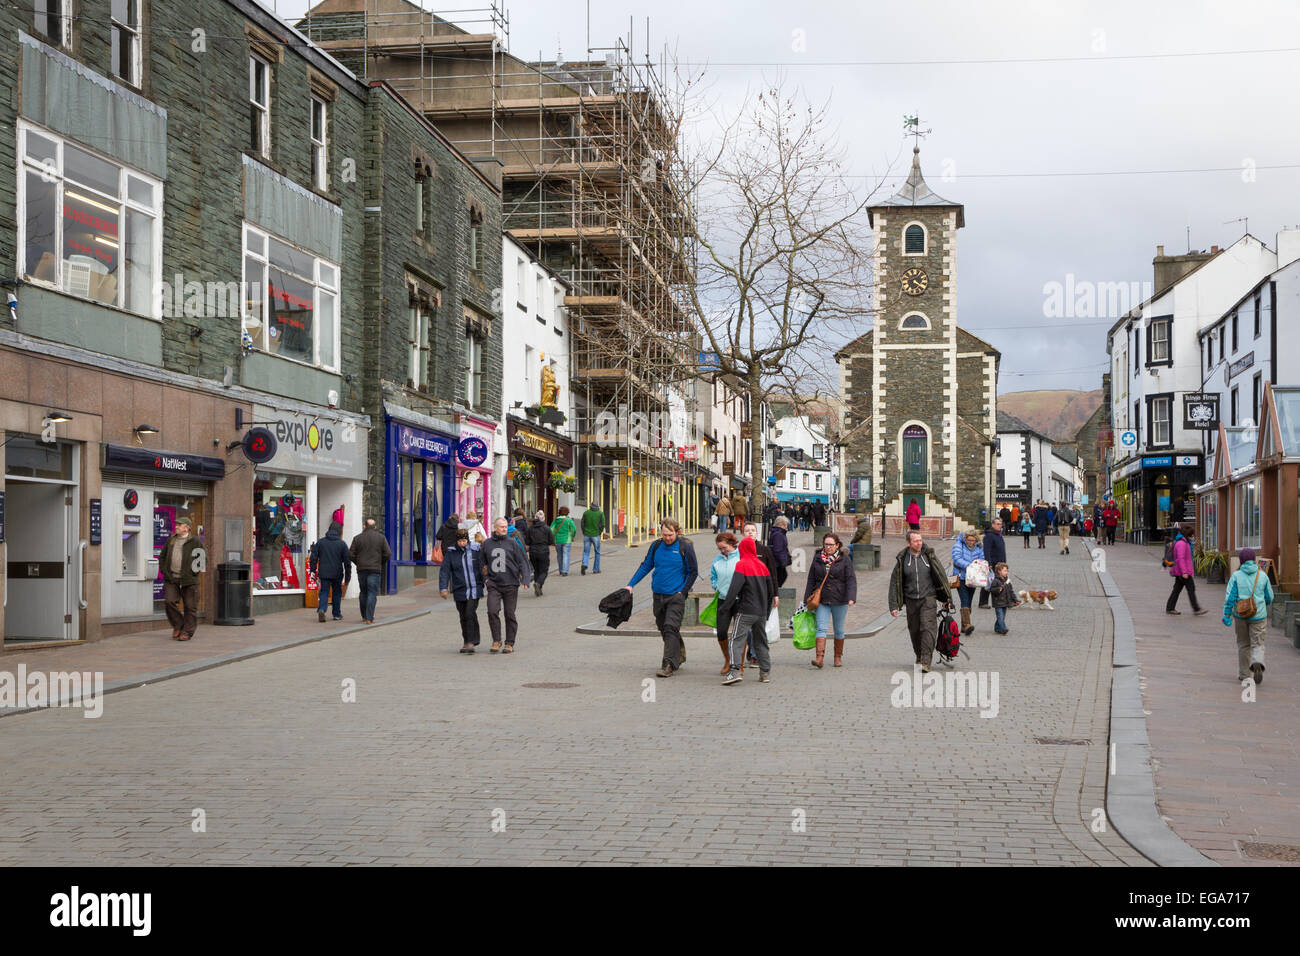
top-left (521, 682), bottom-right (580, 689)
top-left (1034, 737), bottom-right (1092, 746)
top-left (1240, 842), bottom-right (1300, 862)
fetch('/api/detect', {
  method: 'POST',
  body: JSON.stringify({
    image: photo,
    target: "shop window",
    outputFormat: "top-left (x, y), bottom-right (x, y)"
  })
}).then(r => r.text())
top-left (34, 0), bottom-right (71, 48)
top-left (249, 54), bottom-right (271, 158)
top-left (1235, 479), bottom-right (1260, 548)
top-left (111, 0), bottom-right (142, 88)
top-left (398, 457), bottom-right (443, 563)
top-left (310, 96), bottom-right (328, 190)
top-left (242, 223), bottom-right (340, 371)
top-left (17, 122), bottom-right (162, 316)
top-left (253, 474), bottom-right (307, 592)
top-left (1200, 496), bottom-right (1217, 548)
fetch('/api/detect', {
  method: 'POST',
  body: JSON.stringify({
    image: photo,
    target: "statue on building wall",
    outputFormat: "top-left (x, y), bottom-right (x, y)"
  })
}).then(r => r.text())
top-left (541, 363), bottom-right (560, 409)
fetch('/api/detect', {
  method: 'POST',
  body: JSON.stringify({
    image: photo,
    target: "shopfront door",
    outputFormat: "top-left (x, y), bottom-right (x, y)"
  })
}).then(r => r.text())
top-left (5, 481), bottom-right (73, 642)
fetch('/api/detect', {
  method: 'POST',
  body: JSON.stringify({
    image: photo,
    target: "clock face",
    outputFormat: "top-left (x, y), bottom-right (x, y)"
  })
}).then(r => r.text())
top-left (901, 267), bottom-right (929, 296)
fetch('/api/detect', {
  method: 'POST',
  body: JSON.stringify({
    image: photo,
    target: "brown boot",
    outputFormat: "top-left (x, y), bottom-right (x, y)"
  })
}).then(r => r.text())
top-left (811, 637), bottom-right (826, 669)
top-left (833, 639), bottom-right (844, 667)
top-left (960, 607), bottom-right (973, 635)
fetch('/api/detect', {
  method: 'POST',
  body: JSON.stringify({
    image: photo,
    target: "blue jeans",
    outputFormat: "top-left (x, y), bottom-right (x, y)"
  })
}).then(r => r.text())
top-left (358, 571), bottom-right (381, 622)
top-left (321, 577), bottom-right (344, 618)
top-left (815, 603), bottom-right (848, 639)
top-left (994, 606), bottom-right (1007, 632)
top-left (956, 582), bottom-right (975, 608)
top-left (557, 542), bottom-right (572, 574)
top-left (582, 535), bottom-right (601, 572)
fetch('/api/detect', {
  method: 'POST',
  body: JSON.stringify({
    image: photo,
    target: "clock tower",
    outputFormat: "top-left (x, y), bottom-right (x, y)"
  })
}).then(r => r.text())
top-left (836, 145), bottom-right (999, 531)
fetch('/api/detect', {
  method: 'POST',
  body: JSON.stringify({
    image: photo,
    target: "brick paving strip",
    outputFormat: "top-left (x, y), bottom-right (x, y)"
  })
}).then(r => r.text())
top-left (1093, 538), bottom-right (1300, 866)
top-left (0, 530), bottom-right (1154, 865)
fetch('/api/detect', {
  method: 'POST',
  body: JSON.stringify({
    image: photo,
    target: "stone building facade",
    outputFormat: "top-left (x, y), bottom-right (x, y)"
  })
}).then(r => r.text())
top-left (837, 147), bottom-right (998, 531)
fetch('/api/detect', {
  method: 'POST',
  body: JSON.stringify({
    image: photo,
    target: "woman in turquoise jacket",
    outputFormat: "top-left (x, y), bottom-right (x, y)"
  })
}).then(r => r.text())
top-left (1222, 547), bottom-right (1273, 685)
top-left (711, 532), bottom-right (740, 674)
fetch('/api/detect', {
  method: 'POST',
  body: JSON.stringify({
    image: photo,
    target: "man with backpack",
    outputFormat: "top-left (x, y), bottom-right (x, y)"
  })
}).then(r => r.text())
top-left (1165, 523), bottom-right (1208, 616)
top-left (1222, 547), bottom-right (1272, 684)
top-left (1055, 502), bottom-right (1074, 555)
top-left (887, 530), bottom-right (953, 674)
top-left (624, 519), bottom-right (699, 678)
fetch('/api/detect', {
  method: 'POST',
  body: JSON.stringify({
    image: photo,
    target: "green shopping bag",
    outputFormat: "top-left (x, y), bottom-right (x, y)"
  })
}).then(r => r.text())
top-left (699, 595), bottom-right (718, 628)
top-left (792, 610), bottom-right (817, 650)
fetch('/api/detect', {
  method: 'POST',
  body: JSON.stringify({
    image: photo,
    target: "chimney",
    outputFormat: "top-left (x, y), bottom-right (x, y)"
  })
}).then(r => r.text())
top-left (467, 154), bottom-right (503, 191)
top-left (1153, 245), bottom-right (1216, 296)
top-left (1278, 227), bottom-right (1300, 269)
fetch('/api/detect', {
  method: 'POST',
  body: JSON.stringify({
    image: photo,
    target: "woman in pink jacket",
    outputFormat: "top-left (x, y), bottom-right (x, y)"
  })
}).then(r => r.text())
top-left (906, 499), bottom-right (921, 530)
top-left (1166, 524), bottom-right (1207, 615)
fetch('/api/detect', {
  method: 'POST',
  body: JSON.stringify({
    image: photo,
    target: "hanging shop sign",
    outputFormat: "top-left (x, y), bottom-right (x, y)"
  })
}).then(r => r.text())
top-left (507, 420), bottom-right (572, 467)
top-left (242, 427), bottom-right (278, 464)
top-left (1183, 393), bottom-right (1220, 430)
top-left (104, 444), bottom-right (225, 480)
top-left (1229, 352), bottom-right (1255, 380)
top-left (457, 436), bottom-right (489, 468)
top-left (254, 405), bottom-right (368, 479)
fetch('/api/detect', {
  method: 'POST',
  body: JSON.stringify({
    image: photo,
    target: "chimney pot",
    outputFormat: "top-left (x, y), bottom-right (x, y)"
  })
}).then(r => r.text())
top-left (1156, 244), bottom-right (1165, 257)
top-left (1211, 245), bottom-right (1220, 254)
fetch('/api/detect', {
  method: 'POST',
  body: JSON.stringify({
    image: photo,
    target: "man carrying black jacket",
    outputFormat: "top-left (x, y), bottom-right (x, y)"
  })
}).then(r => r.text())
top-left (482, 517), bottom-right (532, 653)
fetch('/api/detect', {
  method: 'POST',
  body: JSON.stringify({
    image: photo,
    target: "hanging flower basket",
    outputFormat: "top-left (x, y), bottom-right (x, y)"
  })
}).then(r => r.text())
top-left (514, 460), bottom-right (535, 482)
top-left (547, 470), bottom-right (572, 491)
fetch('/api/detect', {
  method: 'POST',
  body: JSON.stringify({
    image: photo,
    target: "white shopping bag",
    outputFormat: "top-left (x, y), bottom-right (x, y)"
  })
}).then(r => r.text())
top-left (964, 559), bottom-right (991, 589)
top-left (766, 607), bottom-right (780, 643)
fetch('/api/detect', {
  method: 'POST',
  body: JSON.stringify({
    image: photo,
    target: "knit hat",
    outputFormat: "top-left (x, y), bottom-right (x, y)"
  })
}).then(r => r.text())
top-left (1239, 547), bottom-right (1256, 563)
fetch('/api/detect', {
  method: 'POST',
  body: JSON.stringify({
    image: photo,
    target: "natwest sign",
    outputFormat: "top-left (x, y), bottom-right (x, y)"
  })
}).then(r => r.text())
top-left (104, 444), bottom-right (225, 480)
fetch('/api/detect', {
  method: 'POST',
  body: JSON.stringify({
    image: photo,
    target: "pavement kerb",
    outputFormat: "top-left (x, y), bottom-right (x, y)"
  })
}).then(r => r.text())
top-left (0, 602), bottom-right (438, 721)
top-left (1087, 538), bottom-right (1218, 867)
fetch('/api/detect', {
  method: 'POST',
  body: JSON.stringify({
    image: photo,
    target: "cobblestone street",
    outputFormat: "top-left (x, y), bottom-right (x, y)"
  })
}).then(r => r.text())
top-left (0, 531), bottom-right (1150, 865)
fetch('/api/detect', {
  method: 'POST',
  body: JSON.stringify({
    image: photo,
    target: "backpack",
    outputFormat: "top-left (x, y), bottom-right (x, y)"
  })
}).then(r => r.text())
top-left (936, 607), bottom-right (963, 664)
top-left (1161, 538), bottom-right (1176, 568)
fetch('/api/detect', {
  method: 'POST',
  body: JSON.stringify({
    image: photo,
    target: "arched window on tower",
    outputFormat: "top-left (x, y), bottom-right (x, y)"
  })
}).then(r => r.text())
top-left (904, 224), bottom-right (926, 254)
top-left (899, 312), bottom-right (929, 330)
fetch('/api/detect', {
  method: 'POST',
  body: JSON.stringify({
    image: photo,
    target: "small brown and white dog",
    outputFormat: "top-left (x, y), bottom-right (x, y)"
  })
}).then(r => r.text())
top-left (1017, 589), bottom-right (1058, 610)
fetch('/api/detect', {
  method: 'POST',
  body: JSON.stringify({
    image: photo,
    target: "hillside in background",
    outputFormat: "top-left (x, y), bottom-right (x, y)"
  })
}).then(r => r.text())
top-left (999, 389), bottom-right (1104, 441)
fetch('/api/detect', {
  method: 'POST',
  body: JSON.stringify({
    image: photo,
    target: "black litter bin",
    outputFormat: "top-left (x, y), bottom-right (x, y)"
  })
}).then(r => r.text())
top-left (215, 561), bottom-right (254, 626)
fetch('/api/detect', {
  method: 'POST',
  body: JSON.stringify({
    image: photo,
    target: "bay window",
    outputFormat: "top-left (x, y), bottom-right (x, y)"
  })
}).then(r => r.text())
top-left (17, 122), bottom-right (161, 316)
top-left (242, 224), bottom-right (340, 371)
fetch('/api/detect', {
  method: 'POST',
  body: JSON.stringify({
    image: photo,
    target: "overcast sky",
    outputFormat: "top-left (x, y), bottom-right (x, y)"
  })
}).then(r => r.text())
top-left (275, 0), bottom-right (1300, 394)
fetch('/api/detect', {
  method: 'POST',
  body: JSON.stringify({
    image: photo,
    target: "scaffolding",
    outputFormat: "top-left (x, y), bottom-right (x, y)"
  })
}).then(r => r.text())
top-left (301, 0), bottom-right (704, 542)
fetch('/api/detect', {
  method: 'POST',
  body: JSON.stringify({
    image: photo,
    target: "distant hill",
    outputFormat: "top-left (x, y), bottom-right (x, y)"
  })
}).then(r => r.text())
top-left (999, 389), bottom-right (1103, 441)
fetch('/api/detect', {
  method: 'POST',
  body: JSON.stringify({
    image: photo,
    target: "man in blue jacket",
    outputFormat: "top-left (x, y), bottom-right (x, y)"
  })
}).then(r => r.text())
top-left (624, 518), bottom-right (699, 677)
top-left (309, 520), bottom-right (352, 623)
top-left (439, 528), bottom-right (485, 653)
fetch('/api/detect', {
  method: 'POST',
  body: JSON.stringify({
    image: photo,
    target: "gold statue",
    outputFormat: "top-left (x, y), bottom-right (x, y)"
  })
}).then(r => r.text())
top-left (541, 363), bottom-right (560, 409)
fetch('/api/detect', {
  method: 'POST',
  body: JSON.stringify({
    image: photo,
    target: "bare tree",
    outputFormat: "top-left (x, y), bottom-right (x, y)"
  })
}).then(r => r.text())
top-left (670, 80), bottom-right (883, 517)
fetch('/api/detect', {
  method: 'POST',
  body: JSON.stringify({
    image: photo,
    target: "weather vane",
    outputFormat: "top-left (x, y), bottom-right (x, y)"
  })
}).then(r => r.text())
top-left (903, 114), bottom-right (932, 148)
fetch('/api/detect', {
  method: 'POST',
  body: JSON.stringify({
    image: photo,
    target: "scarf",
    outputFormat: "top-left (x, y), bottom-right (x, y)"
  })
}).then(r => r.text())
top-left (735, 537), bottom-right (770, 577)
top-left (821, 546), bottom-right (841, 565)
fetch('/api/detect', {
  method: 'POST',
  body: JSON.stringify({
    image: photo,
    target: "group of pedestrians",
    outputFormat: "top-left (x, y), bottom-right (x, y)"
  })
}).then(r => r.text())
top-left (948, 517), bottom-right (1016, 639)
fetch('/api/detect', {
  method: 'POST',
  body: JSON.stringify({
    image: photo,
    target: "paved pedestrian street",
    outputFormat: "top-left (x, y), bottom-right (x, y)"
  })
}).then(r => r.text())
top-left (1, 532), bottom-right (1153, 865)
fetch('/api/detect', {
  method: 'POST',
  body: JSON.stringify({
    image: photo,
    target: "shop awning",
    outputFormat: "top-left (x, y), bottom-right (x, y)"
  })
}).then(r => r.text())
top-left (775, 490), bottom-right (829, 503)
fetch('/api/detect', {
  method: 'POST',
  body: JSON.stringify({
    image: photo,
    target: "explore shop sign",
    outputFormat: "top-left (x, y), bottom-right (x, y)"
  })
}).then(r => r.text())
top-left (253, 405), bottom-right (367, 479)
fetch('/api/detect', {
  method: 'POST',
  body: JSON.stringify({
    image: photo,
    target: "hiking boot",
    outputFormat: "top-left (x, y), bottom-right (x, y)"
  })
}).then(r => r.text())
top-left (722, 672), bottom-right (743, 686)
top-left (656, 662), bottom-right (675, 678)
top-left (1251, 662), bottom-right (1264, 684)
top-left (318, 611), bottom-right (326, 623)
top-left (758, 671), bottom-right (771, 683)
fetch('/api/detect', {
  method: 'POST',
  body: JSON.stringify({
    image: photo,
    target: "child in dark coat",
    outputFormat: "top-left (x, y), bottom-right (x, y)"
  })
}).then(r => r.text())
top-left (987, 561), bottom-right (1015, 635)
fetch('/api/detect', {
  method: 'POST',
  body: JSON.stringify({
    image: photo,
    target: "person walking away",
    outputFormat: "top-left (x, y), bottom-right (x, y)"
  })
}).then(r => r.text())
top-left (439, 528), bottom-right (484, 653)
top-left (768, 516), bottom-right (792, 589)
top-left (1083, 514), bottom-right (1094, 540)
top-left (437, 513), bottom-right (462, 558)
top-left (1104, 502), bottom-right (1119, 545)
top-left (1010, 503), bottom-right (1021, 527)
top-left (888, 530), bottom-right (953, 673)
top-left (999, 504), bottom-right (1012, 531)
top-left (711, 532), bottom-right (740, 674)
top-left (624, 519), bottom-right (699, 678)
top-left (1093, 503), bottom-right (1104, 541)
top-left (526, 511), bottom-right (554, 596)
top-left (309, 520), bottom-right (352, 622)
top-left (715, 493), bottom-right (732, 534)
top-left (460, 510), bottom-right (487, 544)
top-left (979, 518), bottom-right (1006, 611)
top-left (906, 498), bottom-right (922, 531)
top-left (507, 512), bottom-right (529, 556)
top-left (551, 506), bottom-right (578, 576)
top-left (950, 530), bottom-right (985, 636)
top-left (1055, 503), bottom-right (1073, 554)
top-left (719, 537), bottom-right (775, 685)
top-left (1165, 524), bottom-right (1208, 616)
top-left (349, 518), bottom-right (392, 623)
top-left (987, 562), bottom-right (1014, 634)
top-left (743, 522), bottom-right (780, 664)
top-left (1019, 510), bottom-right (1033, 549)
top-left (581, 501), bottom-right (605, 575)
top-left (161, 514), bottom-right (205, 641)
top-left (805, 532), bottom-right (857, 668)
top-left (732, 491), bottom-right (748, 531)
top-left (482, 517), bottom-right (531, 653)
top-left (1033, 503), bottom-right (1049, 549)
top-left (1222, 547), bottom-right (1272, 684)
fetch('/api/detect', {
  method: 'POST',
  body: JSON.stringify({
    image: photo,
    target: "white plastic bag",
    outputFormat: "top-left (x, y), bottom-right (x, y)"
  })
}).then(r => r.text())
top-left (965, 559), bottom-right (991, 589)
top-left (766, 607), bottom-right (780, 643)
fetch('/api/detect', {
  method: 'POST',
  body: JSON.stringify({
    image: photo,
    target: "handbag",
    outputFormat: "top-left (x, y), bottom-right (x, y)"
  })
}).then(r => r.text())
top-left (432, 541), bottom-right (444, 565)
top-left (1235, 566), bottom-right (1262, 618)
top-left (765, 607), bottom-right (780, 644)
top-left (699, 595), bottom-right (719, 628)
top-left (806, 562), bottom-right (832, 611)
top-left (965, 559), bottom-right (990, 589)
